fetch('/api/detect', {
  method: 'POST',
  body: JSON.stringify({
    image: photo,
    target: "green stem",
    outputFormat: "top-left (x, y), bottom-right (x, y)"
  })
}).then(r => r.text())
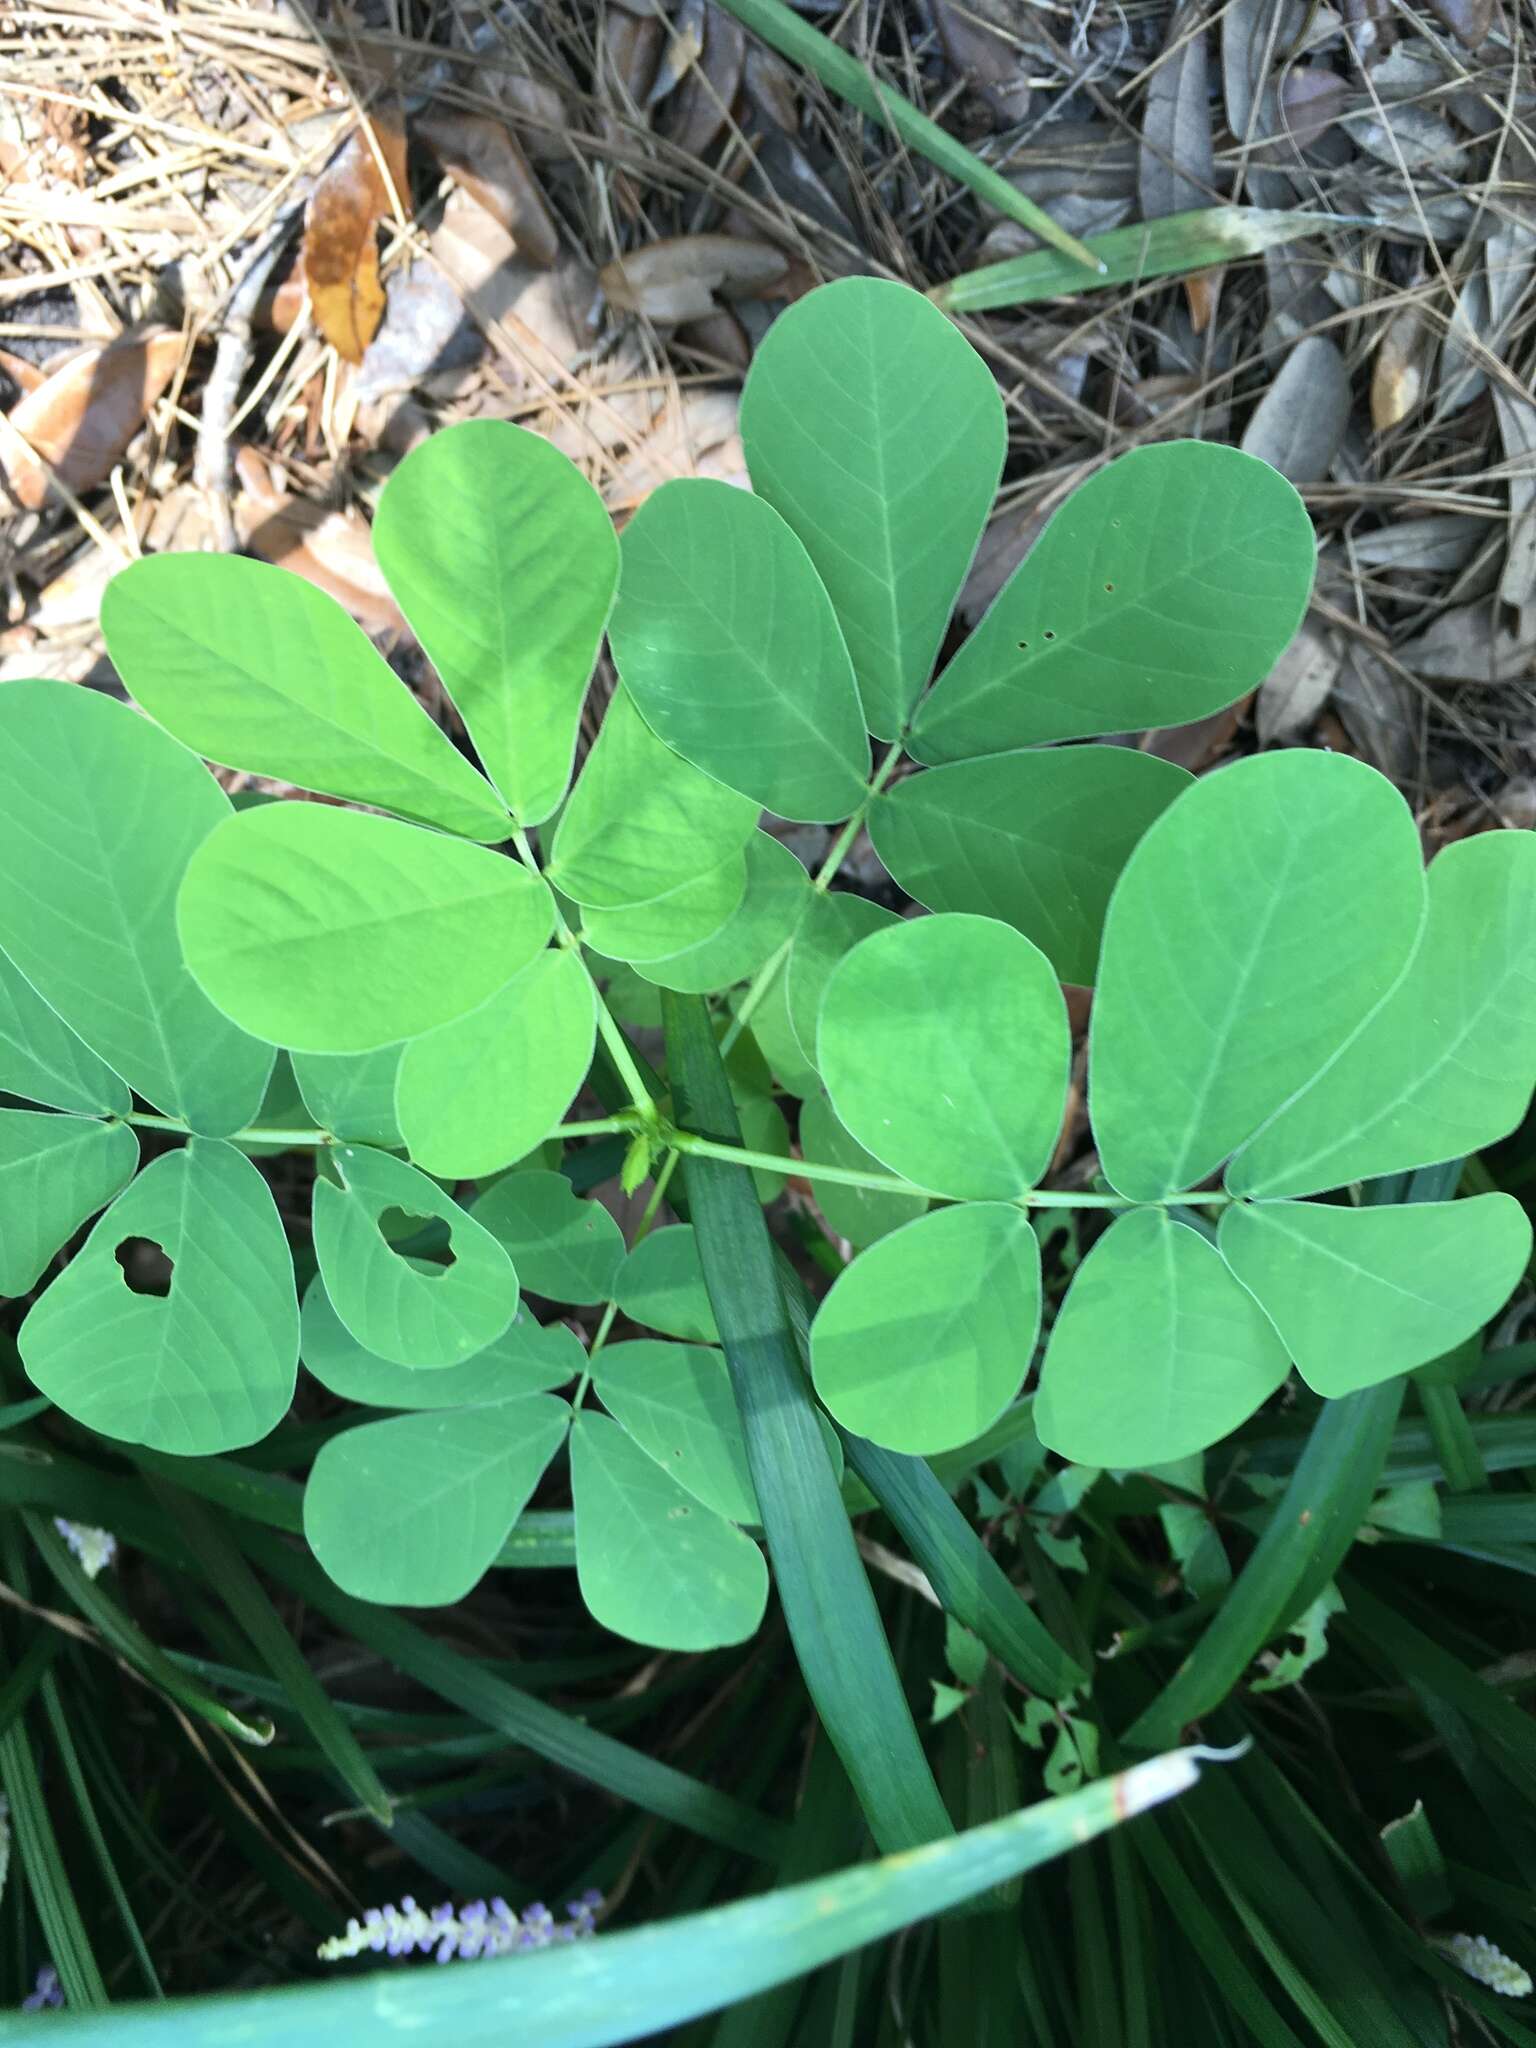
top-left (812, 743), bottom-right (904, 893)
top-left (119, 1111), bottom-right (631, 1149)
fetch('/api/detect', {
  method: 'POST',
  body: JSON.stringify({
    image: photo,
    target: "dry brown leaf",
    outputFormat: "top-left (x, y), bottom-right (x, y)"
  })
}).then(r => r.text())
top-left (1241, 335), bottom-right (1351, 483)
top-left (1140, 700), bottom-right (1246, 771)
top-left (1280, 66), bottom-right (1350, 149)
top-left (610, 389), bottom-right (746, 505)
top-left (600, 235), bottom-right (789, 323)
top-left (418, 110), bottom-right (559, 268)
top-left (233, 447), bottom-right (406, 636)
top-left (1256, 620), bottom-right (1341, 743)
top-left (302, 111), bottom-right (410, 364)
top-left (1, 330), bottom-right (182, 511)
top-left (1371, 306), bottom-right (1428, 431)
top-left (1185, 270), bottom-right (1221, 334)
top-left (1494, 386), bottom-right (1536, 609)
top-left (1331, 647), bottom-right (1418, 781)
top-left (665, 2), bottom-right (749, 158)
top-left (676, 308), bottom-right (752, 372)
top-left (1139, 4), bottom-right (1215, 220)
top-left (1424, 0), bottom-right (1493, 49)
top-left (1397, 600), bottom-right (1535, 684)
top-left (356, 260), bottom-right (478, 401)
top-left (931, 0), bottom-right (1032, 126)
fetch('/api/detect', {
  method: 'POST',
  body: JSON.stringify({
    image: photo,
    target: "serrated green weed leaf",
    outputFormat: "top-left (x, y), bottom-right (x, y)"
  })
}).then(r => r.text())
top-left (300, 1268), bottom-right (582, 1408)
top-left (178, 803), bottom-right (553, 1054)
top-left (819, 914), bottom-right (1067, 1200)
top-left (590, 1339), bottom-right (759, 1524)
top-left (810, 1203), bottom-right (1040, 1455)
top-left (1090, 752), bottom-right (1426, 1201)
top-left (1219, 1195), bottom-right (1532, 1398)
top-left (291, 1045), bottom-right (404, 1147)
top-left (870, 747), bottom-right (1191, 986)
top-left (20, 1139), bottom-right (298, 1453)
top-left (0, 681), bottom-right (273, 1133)
top-left (0, 949), bottom-right (128, 1117)
top-left (372, 419), bottom-right (619, 825)
top-left (312, 1146), bottom-right (518, 1367)
top-left (633, 833), bottom-right (810, 994)
top-left (909, 442), bottom-right (1316, 762)
top-left (785, 890), bottom-right (899, 1067)
top-left (799, 1092), bottom-right (928, 1247)
top-left (394, 949), bottom-right (594, 1179)
top-left (1035, 1208), bottom-right (1291, 1467)
top-left (571, 1411), bottom-right (767, 1651)
top-left (1231, 830), bottom-right (1536, 1197)
top-left (101, 554), bottom-right (510, 841)
top-left (0, 1113), bottom-right (137, 1296)
top-left (614, 1225), bottom-right (720, 1342)
top-left (473, 1170), bottom-right (625, 1305)
top-left (305, 1396), bottom-right (570, 1605)
top-left (611, 479), bottom-right (870, 822)
top-left (740, 277), bottom-right (1005, 740)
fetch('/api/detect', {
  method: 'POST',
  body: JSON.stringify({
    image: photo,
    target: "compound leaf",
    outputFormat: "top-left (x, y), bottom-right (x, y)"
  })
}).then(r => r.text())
top-left (291, 1045), bottom-right (404, 1148)
top-left (798, 1092), bottom-right (928, 1248)
top-left (301, 1269), bottom-right (581, 1408)
top-left (870, 747), bottom-right (1192, 986)
top-left (740, 277), bottom-right (1005, 740)
top-left (473, 1169), bottom-right (625, 1305)
top-left (614, 1225), bottom-right (720, 1343)
top-left (1034, 1207), bottom-right (1291, 1468)
top-left (305, 1397), bottom-right (571, 1605)
top-left (589, 1339), bottom-right (759, 1524)
top-left (312, 1145), bottom-right (518, 1368)
top-left (178, 803), bottom-right (553, 1054)
top-left (0, 1113), bottom-right (137, 1297)
top-left (633, 833), bottom-right (810, 995)
top-left (19, 1138), bottom-right (298, 1454)
top-left (0, 949), bottom-right (128, 1117)
top-left (908, 442), bottom-right (1316, 762)
top-left (610, 479), bottom-right (870, 823)
top-left (819, 914), bottom-right (1068, 1200)
top-left (548, 686), bottom-right (758, 910)
top-left (371, 419), bottom-right (619, 826)
top-left (809, 1203), bottom-right (1039, 1456)
top-left (571, 1411), bottom-right (768, 1651)
top-left (101, 554), bottom-right (509, 842)
top-left (1230, 830), bottom-right (1536, 1197)
top-left (1219, 1195), bottom-right (1532, 1398)
top-left (785, 891), bottom-right (899, 1067)
top-left (0, 681), bottom-right (274, 1134)
top-left (1090, 752), bottom-right (1426, 1201)
top-left (394, 950), bottom-right (594, 1179)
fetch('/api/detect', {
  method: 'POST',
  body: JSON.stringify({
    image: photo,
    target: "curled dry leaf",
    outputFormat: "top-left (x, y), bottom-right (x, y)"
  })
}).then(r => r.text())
top-left (233, 447), bottom-right (407, 637)
top-left (665, 1), bottom-right (749, 158)
top-left (600, 235), bottom-right (790, 323)
top-left (302, 112), bottom-right (410, 364)
top-left (1256, 620), bottom-right (1341, 743)
top-left (0, 330), bottom-right (182, 511)
top-left (1241, 334), bottom-right (1351, 483)
top-left (418, 110), bottom-right (559, 269)
top-left (1371, 305), bottom-right (1429, 431)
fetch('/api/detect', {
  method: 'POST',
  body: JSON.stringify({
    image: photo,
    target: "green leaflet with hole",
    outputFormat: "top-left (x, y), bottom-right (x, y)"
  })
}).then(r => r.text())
top-left (1034, 1207), bottom-right (1291, 1468)
top-left (372, 419), bottom-right (620, 826)
top-left (1089, 752), bottom-right (1427, 1202)
top-left (311, 1146), bottom-right (518, 1368)
top-left (299, 1268), bottom-right (582, 1408)
top-left (548, 685), bottom-right (759, 910)
top-left (819, 914), bottom-right (1068, 1201)
top-left (590, 1339), bottom-right (760, 1524)
top-left (291, 1045), bottom-right (404, 1148)
top-left (178, 803), bottom-right (553, 1055)
top-left (394, 950), bottom-right (595, 1179)
top-left (473, 1170), bottom-right (626, 1305)
top-left (798, 1092), bottom-right (928, 1248)
top-left (1231, 830), bottom-right (1536, 1197)
top-left (613, 1225), bottom-right (720, 1343)
top-left (870, 747), bottom-right (1192, 986)
top-left (0, 681), bottom-right (274, 1134)
top-left (304, 1397), bottom-right (571, 1605)
top-left (19, 1139), bottom-right (298, 1454)
top-left (610, 479), bottom-right (870, 823)
top-left (571, 1411), bottom-right (768, 1652)
top-left (810, 1203), bottom-right (1040, 1456)
top-left (101, 553), bottom-right (509, 841)
top-left (633, 833), bottom-right (810, 995)
top-left (0, 1113), bottom-right (137, 1297)
top-left (908, 441), bottom-right (1316, 762)
top-left (0, 947), bottom-right (129, 1117)
top-left (740, 276), bottom-right (1005, 740)
top-left (1219, 1195), bottom-right (1532, 1398)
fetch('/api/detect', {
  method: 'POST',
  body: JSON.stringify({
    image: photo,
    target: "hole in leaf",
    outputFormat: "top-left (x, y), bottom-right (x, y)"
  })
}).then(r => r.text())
top-left (1043, 630), bottom-right (1056, 641)
top-left (376, 1207), bottom-right (456, 1276)
top-left (115, 1238), bottom-right (174, 1296)
top-left (1104, 582), bottom-right (1115, 593)
top-left (1017, 640), bottom-right (1029, 650)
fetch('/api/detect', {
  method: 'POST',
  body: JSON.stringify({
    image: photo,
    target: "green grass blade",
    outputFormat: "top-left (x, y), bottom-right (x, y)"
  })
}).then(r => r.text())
top-left (237, 1525), bottom-right (782, 1860)
top-left (663, 989), bottom-right (952, 1852)
top-left (706, 0), bottom-right (1098, 272)
top-left (149, 1479), bottom-right (393, 1825)
top-left (0, 1709), bottom-right (107, 2010)
top-left (839, 1429), bottom-right (1085, 1698)
top-left (933, 207), bottom-right (1372, 313)
top-left (30, 1749), bottom-right (1212, 2046)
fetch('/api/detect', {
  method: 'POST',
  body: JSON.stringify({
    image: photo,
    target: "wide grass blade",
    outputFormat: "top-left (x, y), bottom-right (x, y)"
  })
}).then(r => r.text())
top-left (663, 990), bottom-right (952, 1852)
top-left (27, 1749), bottom-right (1212, 2046)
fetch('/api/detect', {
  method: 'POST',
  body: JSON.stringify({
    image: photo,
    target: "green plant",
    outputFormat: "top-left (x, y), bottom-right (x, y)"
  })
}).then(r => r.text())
top-left (2, 276), bottom-right (1534, 2034)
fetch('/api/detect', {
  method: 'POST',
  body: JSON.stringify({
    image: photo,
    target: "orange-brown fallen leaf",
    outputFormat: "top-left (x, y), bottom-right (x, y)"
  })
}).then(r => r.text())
top-left (1, 330), bottom-right (182, 510)
top-left (303, 110), bottom-right (410, 363)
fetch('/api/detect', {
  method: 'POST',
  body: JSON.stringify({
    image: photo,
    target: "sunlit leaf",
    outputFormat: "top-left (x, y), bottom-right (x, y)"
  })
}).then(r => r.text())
top-left (614, 1225), bottom-right (720, 1342)
top-left (0, 1113), bottom-right (137, 1297)
top-left (473, 1169), bottom-right (625, 1305)
top-left (798, 1091), bottom-right (928, 1247)
top-left (784, 891), bottom-right (899, 1066)
top-left (291, 1045), bottom-right (404, 1148)
top-left (0, 948), bottom-right (129, 1117)
top-left (633, 833), bottom-right (810, 994)
top-left (590, 1339), bottom-right (759, 1524)
top-left (581, 848), bottom-right (748, 963)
